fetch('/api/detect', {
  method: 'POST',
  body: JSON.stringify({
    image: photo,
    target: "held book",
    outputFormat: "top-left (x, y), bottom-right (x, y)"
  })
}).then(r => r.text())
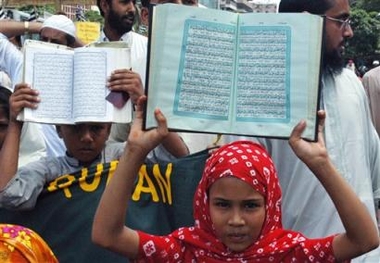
top-left (144, 4), bottom-right (324, 141)
top-left (18, 40), bottom-right (133, 125)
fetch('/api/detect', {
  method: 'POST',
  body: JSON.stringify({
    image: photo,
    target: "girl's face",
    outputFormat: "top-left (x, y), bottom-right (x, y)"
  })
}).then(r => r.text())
top-left (209, 177), bottom-right (265, 252)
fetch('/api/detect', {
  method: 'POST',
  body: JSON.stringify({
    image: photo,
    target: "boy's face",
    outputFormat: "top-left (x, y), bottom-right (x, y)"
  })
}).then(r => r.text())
top-left (0, 109), bottom-right (8, 149)
top-left (57, 123), bottom-right (111, 167)
top-left (209, 177), bottom-right (265, 252)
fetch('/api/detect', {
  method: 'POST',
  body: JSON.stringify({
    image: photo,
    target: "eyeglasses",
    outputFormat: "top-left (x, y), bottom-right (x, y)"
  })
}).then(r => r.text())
top-left (322, 15), bottom-right (352, 29)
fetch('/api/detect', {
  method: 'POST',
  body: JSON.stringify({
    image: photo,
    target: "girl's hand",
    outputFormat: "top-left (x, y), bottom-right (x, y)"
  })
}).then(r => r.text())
top-left (288, 110), bottom-right (328, 170)
top-left (127, 95), bottom-right (168, 158)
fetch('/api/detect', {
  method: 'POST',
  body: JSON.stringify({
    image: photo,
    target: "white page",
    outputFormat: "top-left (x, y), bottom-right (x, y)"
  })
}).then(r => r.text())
top-left (72, 46), bottom-right (132, 123)
top-left (21, 41), bottom-right (75, 124)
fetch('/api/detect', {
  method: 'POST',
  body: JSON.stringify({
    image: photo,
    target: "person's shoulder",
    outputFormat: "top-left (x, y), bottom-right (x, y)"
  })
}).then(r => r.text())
top-left (18, 155), bottom-right (64, 173)
top-left (104, 140), bottom-right (126, 159)
top-left (338, 68), bottom-right (362, 83)
top-left (129, 31), bottom-right (147, 43)
top-left (363, 66), bottom-right (380, 78)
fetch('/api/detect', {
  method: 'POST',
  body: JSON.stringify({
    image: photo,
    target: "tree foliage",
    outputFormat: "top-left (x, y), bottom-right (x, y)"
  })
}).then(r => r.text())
top-left (355, 0), bottom-right (380, 12)
top-left (18, 4), bottom-right (56, 16)
top-left (344, 8), bottom-right (380, 65)
top-left (84, 10), bottom-right (103, 24)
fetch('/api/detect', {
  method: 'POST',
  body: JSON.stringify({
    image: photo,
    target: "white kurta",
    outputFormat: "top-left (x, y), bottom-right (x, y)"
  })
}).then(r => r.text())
top-left (224, 69), bottom-right (380, 262)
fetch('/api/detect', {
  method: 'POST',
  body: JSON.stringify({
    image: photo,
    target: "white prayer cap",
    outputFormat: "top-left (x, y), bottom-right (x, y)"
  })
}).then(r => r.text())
top-left (0, 71), bottom-right (12, 92)
top-left (41, 15), bottom-right (76, 38)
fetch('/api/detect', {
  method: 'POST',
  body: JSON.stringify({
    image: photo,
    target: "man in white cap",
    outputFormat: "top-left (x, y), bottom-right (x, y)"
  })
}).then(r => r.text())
top-left (39, 14), bottom-right (78, 47)
top-left (0, 14), bottom-right (81, 49)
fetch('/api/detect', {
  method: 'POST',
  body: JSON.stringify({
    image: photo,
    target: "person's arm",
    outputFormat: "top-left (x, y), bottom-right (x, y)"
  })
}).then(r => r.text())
top-left (92, 95), bottom-right (169, 258)
top-left (107, 69), bottom-right (189, 157)
top-left (0, 21), bottom-right (42, 38)
top-left (0, 83), bottom-right (39, 189)
top-left (288, 110), bottom-right (379, 261)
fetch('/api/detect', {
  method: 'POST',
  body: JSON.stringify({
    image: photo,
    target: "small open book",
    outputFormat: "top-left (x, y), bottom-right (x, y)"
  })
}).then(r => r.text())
top-left (144, 4), bottom-right (324, 141)
top-left (18, 40), bottom-right (132, 125)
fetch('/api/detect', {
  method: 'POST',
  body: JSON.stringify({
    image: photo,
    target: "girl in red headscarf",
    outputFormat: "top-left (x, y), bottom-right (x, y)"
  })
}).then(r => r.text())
top-left (92, 96), bottom-right (379, 262)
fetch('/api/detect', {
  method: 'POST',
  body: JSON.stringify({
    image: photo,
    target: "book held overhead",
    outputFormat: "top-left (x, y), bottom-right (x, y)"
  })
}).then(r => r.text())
top-left (144, 4), bottom-right (324, 141)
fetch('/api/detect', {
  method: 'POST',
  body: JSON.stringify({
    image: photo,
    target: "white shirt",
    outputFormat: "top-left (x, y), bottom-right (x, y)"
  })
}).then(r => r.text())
top-left (98, 30), bottom-right (148, 83)
top-left (224, 69), bottom-right (380, 262)
top-left (18, 122), bottom-right (47, 167)
top-left (0, 35), bottom-right (23, 88)
top-left (0, 35), bottom-right (66, 158)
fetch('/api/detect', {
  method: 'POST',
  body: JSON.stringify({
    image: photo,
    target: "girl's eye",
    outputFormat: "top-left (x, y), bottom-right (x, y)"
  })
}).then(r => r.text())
top-left (214, 201), bottom-right (230, 208)
top-left (244, 202), bottom-right (260, 210)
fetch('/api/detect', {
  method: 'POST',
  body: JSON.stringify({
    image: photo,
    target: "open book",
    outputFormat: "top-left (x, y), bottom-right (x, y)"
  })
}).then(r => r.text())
top-left (144, 4), bottom-right (324, 141)
top-left (18, 40), bottom-right (132, 124)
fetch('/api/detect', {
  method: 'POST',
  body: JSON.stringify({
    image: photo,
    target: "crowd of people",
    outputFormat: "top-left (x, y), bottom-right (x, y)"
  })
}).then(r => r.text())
top-left (0, 0), bottom-right (379, 262)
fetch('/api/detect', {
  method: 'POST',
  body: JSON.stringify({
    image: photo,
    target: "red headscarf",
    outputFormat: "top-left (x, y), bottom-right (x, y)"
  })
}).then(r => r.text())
top-left (168, 140), bottom-right (336, 262)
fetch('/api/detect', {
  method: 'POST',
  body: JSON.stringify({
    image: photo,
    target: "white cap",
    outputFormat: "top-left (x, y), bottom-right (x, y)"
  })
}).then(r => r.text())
top-left (41, 15), bottom-right (76, 38)
top-left (373, 60), bottom-right (379, 66)
top-left (0, 71), bottom-right (12, 92)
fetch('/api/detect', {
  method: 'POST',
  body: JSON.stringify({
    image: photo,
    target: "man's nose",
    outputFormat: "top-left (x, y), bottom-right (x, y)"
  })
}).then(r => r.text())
top-left (344, 24), bottom-right (354, 39)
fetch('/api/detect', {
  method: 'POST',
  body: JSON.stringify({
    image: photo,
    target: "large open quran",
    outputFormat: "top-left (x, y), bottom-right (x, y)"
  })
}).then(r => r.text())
top-left (18, 40), bottom-right (132, 125)
top-left (144, 4), bottom-right (324, 141)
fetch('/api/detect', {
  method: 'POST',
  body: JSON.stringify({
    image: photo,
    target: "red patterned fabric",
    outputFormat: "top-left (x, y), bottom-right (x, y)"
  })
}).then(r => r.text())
top-left (136, 141), bottom-right (341, 262)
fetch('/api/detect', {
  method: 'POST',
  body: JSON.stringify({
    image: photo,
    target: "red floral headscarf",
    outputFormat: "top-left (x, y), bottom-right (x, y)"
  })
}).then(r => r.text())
top-left (169, 140), bottom-right (336, 262)
top-left (193, 140), bottom-right (282, 237)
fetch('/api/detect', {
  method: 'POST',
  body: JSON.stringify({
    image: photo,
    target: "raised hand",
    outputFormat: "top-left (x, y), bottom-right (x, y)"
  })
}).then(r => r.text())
top-left (9, 84), bottom-right (40, 122)
top-left (107, 69), bottom-right (144, 105)
top-left (127, 95), bottom-right (169, 158)
top-left (288, 110), bottom-right (328, 171)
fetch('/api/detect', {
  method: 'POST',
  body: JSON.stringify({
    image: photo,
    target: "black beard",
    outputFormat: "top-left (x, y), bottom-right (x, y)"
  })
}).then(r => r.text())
top-left (323, 48), bottom-right (344, 76)
top-left (108, 8), bottom-right (134, 36)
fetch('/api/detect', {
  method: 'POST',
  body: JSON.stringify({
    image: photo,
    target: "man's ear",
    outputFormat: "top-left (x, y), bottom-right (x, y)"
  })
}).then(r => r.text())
top-left (56, 126), bottom-right (63, 138)
top-left (99, 0), bottom-right (109, 15)
top-left (140, 7), bottom-right (149, 26)
top-left (106, 124), bottom-right (112, 136)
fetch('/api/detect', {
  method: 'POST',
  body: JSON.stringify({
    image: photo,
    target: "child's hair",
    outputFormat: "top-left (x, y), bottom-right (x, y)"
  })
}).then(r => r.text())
top-left (0, 87), bottom-right (11, 120)
top-left (0, 71), bottom-right (12, 120)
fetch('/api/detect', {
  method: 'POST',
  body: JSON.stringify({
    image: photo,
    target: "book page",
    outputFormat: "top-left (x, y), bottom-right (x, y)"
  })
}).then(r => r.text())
top-left (21, 41), bottom-right (75, 124)
top-left (233, 13), bottom-right (323, 139)
top-left (72, 46), bottom-right (132, 123)
top-left (146, 4), bottom-right (237, 130)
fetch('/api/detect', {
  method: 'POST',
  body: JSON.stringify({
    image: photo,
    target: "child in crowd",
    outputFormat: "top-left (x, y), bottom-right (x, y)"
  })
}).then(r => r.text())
top-left (92, 96), bottom-right (379, 262)
top-left (0, 84), bottom-right (188, 210)
top-left (0, 224), bottom-right (58, 262)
